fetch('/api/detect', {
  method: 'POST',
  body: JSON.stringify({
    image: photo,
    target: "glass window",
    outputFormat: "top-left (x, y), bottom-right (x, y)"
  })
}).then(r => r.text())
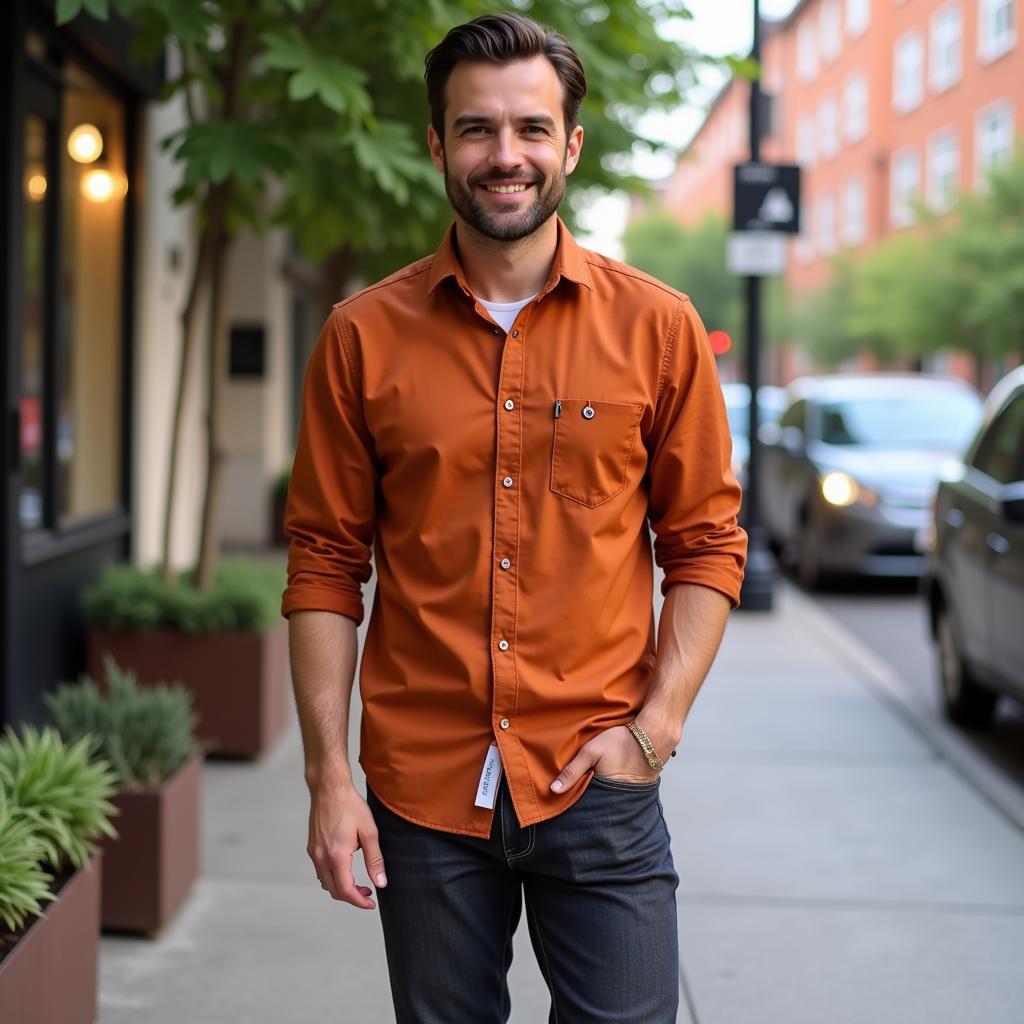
top-left (20, 114), bottom-right (48, 534)
top-left (842, 175), bottom-right (866, 245)
top-left (56, 62), bottom-right (126, 526)
top-left (797, 111), bottom-right (817, 168)
top-left (972, 393), bottom-right (1024, 484)
top-left (819, 393), bottom-right (982, 449)
top-left (798, 21), bottom-right (818, 82)
top-left (930, 4), bottom-right (963, 92)
top-left (818, 95), bottom-right (839, 159)
top-left (928, 129), bottom-right (960, 210)
top-left (820, 0), bottom-right (842, 63)
top-left (843, 73), bottom-right (869, 143)
top-left (846, 0), bottom-right (870, 37)
top-left (817, 192), bottom-right (838, 255)
top-left (978, 0), bottom-right (1016, 62)
top-left (893, 30), bottom-right (924, 114)
top-left (891, 147), bottom-right (921, 227)
top-left (975, 99), bottom-right (1014, 187)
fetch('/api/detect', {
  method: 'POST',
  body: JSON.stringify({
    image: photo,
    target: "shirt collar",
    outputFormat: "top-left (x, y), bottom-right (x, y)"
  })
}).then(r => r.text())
top-left (426, 215), bottom-right (594, 297)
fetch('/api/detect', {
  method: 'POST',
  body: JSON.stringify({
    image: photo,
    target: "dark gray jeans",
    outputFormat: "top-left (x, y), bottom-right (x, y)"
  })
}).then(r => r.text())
top-left (366, 771), bottom-right (680, 1023)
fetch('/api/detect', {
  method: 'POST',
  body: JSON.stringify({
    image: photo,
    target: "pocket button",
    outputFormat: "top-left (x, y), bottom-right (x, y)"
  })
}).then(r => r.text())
top-left (582, 405), bottom-right (595, 419)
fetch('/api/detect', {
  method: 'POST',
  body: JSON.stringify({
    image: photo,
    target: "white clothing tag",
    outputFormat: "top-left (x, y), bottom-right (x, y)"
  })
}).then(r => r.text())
top-left (474, 743), bottom-right (504, 809)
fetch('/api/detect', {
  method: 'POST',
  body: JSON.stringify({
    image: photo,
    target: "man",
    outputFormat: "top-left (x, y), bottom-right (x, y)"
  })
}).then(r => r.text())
top-left (281, 12), bottom-right (746, 1023)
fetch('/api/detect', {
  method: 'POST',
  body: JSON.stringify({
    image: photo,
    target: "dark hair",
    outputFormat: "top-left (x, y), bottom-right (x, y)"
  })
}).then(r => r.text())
top-left (424, 12), bottom-right (587, 140)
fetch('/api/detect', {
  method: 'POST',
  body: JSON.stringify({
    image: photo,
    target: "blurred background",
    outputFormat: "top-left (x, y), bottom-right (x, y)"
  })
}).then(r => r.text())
top-left (2, 1), bottom-right (1023, 1022)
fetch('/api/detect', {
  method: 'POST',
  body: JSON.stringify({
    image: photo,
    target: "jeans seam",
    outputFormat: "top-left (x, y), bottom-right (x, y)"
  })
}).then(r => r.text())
top-left (505, 826), bottom-right (536, 863)
top-left (529, 900), bottom-right (561, 1024)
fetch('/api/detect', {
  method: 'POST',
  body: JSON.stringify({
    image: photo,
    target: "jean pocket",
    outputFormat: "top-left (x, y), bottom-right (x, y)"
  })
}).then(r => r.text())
top-left (550, 399), bottom-right (643, 508)
top-left (590, 773), bottom-right (661, 792)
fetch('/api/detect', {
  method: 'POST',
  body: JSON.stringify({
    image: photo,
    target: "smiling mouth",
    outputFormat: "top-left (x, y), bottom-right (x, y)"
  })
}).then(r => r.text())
top-left (478, 182), bottom-right (535, 195)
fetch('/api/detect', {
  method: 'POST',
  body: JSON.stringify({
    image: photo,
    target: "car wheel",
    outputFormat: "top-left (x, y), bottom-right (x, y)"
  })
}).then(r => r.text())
top-left (796, 505), bottom-right (827, 590)
top-left (936, 603), bottom-right (997, 728)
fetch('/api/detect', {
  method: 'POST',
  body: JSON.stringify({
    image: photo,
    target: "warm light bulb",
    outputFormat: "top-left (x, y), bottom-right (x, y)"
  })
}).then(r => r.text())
top-left (26, 173), bottom-right (48, 201)
top-left (82, 168), bottom-right (114, 202)
top-left (67, 123), bottom-right (103, 164)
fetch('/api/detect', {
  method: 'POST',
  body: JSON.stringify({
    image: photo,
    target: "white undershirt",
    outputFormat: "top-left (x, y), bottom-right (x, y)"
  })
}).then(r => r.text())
top-left (478, 293), bottom-right (538, 334)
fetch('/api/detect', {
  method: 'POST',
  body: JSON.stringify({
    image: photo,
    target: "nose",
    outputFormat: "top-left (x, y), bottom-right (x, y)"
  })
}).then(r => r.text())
top-left (487, 127), bottom-right (523, 170)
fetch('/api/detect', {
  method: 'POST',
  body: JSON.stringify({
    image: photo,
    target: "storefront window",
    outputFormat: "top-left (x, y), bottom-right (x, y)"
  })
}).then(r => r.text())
top-left (20, 115), bottom-right (47, 532)
top-left (57, 62), bottom-right (126, 526)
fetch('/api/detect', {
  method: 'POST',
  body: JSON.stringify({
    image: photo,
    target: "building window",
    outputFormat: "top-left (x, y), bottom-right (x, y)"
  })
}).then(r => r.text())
top-left (842, 176), bottom-right (867, 245)
top-left (797, 111), bottom-right (817, 168)
top-left (819, 95), bottom-right (840, 160)
top-left (930, 4), bottom-right (963, 92)
top-left (820, 0), bottom-right (842, 63)
top-left (978, 0), bottom-right (1016, 62)
top-left (893, 30), bottom-right (925, 114)
top-left (843, 72), bottom-right (869, 143)
top-left (817, 192), bottom-right (838, 255)
top-left (975, 99), bottom-right (1014, 185)
top-left (927, 129), bottom-right (960, 210)
top-left (846, 0), bottom-right (870, 37)
top-left (891, 147), bottom-right (921, 226)
top-left (798, 20), bottom-right (818, 82)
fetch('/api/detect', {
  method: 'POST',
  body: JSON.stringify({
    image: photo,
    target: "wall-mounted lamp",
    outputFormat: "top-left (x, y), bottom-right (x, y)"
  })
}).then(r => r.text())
top-left (67, 123), bottom-right (103, 164)
top-left (82, 168), bottom-right (114, 202)
top-left (25, 173), bottom-right (48, 201)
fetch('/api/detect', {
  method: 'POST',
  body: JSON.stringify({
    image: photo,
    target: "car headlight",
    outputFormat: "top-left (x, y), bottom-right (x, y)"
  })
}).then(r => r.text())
top-left (820, 471), bottom-right (877, 508)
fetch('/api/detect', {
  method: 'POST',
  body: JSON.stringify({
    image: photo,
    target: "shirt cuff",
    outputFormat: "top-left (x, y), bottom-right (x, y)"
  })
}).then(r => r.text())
top-left (280, 586), bottom-right (364, 625)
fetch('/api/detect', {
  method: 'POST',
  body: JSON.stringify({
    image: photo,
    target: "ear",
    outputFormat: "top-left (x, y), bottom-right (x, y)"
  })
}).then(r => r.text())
top-left (427, 124), bottom-right (445, 175)
top-left (564, 124), bottom-right (584, 176)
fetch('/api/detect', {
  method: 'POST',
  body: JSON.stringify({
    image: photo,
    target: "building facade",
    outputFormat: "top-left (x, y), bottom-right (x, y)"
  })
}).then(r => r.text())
top-left (662, 0), bottom-right (1020, 360)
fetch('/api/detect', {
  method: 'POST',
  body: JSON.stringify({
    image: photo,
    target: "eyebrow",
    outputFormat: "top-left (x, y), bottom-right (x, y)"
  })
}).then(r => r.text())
top-left (451, 113), bottom-right (558, 130)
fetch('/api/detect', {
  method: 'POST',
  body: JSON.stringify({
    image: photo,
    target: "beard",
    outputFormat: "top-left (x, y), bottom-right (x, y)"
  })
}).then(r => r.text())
top-left (442, 150), bottom-right (567, 242)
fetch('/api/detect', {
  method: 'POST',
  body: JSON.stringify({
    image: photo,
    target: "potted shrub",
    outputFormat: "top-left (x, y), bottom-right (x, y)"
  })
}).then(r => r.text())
top-left (46, 656), bottom-right (203, 934)
top-left (0, 725), bottom-right (117, 1023)
top-left (271, 466), bottom-right (291, 548)
top-left (84, 556), bottom-right (288, 759)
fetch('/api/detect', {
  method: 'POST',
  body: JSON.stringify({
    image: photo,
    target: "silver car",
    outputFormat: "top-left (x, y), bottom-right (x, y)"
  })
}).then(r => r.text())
top-left (760, 374), bottom-right (983, 588)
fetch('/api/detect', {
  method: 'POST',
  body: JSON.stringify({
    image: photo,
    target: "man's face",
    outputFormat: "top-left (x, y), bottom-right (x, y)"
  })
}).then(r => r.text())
top-left (427, 55), bottom-right (584, 242)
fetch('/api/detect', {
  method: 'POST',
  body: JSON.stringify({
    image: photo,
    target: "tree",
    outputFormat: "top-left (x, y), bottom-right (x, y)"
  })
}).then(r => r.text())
top-left (623, 212), bottom-right (741, 335)
top-left (58, 0), bottom-right (702, 589)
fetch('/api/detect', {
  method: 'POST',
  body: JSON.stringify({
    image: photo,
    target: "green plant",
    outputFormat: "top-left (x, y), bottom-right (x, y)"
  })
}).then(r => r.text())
top-left (83, 557), bottom-right (285, 634)
top-left (0, 724), bottom-right (118, 874)
top-left (0, 789), bottom-right (55, 934)
top-left (46, 656), bottom-right (200, 791)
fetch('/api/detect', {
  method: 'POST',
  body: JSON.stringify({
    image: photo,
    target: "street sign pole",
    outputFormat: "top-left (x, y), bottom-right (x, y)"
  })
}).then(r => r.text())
top-left (738, 0), bottom-right (777, 612)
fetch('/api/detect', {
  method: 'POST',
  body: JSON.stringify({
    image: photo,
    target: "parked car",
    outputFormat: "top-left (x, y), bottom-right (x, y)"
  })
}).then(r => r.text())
top-left (923, 365), bottom-right (1024, 728)
top-left (760, 374), bottom-right (983, 588)
top-left (722, 382), bottom-right (787, 487)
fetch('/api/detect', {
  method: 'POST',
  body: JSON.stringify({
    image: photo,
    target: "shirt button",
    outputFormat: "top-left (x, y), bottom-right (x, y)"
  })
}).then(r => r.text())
top-left (502, 476), bottom-right (513, 488)
top-left (498, 639), bottom-right (509, 651)
top-left (504, 399), bottom-right (515, 411)
top-left (511, 329), bottom-right (519, 338)
top-left (500, 558), bottom-right (511, 569)
top-left (492, 327), bottom-right (500, 335)
top-left (499, 718), bottom-right (510, 730)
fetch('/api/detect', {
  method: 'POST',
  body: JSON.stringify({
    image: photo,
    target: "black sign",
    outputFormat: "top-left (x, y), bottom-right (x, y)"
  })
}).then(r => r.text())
top-left (733, 163), bottom-right (801, 233)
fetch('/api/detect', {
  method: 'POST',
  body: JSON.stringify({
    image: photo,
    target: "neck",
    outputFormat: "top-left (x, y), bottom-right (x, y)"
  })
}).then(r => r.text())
top-left (454, 216), bottom-right (558, 303)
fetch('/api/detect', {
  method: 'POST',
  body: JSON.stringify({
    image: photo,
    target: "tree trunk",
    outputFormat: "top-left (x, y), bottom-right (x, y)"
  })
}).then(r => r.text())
top-left (159, 227), bottom-right (213, 584)
top-left (195, 184), bottom-right (234, 591)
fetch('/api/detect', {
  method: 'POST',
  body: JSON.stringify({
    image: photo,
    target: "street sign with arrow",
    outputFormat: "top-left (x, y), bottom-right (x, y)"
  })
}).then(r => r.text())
top-left (733, 162), bottom-right (801, 233)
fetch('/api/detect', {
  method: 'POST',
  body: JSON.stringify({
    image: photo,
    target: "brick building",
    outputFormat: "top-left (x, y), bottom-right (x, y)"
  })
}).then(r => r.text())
top-left (661, 0), bottom-right (1020, 377)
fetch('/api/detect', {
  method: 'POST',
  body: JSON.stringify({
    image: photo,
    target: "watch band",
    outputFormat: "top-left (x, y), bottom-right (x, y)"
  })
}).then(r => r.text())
top-left (626, 719), bottom-right (675, 771)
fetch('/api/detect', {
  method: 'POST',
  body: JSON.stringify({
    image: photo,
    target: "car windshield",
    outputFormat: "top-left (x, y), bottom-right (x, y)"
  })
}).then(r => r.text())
top-left (725, 394), bottom-right (784, 438)
top-left (818, 393), bottom-right (981, 449)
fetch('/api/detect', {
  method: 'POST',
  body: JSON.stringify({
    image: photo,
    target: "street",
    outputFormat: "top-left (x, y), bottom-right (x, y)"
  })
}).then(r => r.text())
top-left (806, 574), bottom-right (1024, 801)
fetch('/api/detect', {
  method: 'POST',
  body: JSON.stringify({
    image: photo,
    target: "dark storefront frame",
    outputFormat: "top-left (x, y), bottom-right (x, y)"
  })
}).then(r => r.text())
top-left (1, 1), bottom-right (161, 726)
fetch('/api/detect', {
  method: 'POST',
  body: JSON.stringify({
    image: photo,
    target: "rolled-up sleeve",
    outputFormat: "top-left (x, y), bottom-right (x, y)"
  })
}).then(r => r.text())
top-left (646, 298), bottom-right (748, 607)
top-left (280, 308), bottom-right (377, 625)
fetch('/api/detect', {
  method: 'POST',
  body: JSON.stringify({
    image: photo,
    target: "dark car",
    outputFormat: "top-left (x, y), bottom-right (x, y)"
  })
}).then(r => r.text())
top-left (923, 366), bottom-right (1024, 728)
top-left (760, 374), bottom-right (983, 588)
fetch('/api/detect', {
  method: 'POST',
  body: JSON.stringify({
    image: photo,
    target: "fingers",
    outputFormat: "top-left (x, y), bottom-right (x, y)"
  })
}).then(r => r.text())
top-left (550, 748), bottom-right (596, 793)
top-left (361, 825), bottom-right (388, 891)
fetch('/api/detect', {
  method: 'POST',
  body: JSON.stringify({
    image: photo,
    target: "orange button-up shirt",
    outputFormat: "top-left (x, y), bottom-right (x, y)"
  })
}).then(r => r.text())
top-left (281, 217), bottom-right (746, 837)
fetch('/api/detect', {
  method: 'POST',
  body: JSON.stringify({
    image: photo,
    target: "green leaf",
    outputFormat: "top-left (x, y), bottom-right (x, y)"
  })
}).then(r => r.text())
top-left (55, 0), bottom-right (85, 24)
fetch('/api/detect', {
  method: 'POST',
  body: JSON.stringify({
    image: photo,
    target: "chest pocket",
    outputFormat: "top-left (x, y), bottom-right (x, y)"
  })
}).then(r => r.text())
top-left (550, 398), bottom-right (644, 508)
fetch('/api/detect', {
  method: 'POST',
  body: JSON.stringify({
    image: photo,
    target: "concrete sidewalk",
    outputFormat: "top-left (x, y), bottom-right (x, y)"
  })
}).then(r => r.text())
top-left (98, 578), bottom-right (1024, 1023)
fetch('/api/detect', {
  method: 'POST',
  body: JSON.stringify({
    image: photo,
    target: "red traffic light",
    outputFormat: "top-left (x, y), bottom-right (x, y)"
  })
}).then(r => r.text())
top-left (708, 330), bottom-right (732, 355)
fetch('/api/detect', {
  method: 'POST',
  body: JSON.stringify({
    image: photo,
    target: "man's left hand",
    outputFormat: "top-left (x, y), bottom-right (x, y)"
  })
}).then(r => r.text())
top-left (550, 725), bottom-right (662, 793)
